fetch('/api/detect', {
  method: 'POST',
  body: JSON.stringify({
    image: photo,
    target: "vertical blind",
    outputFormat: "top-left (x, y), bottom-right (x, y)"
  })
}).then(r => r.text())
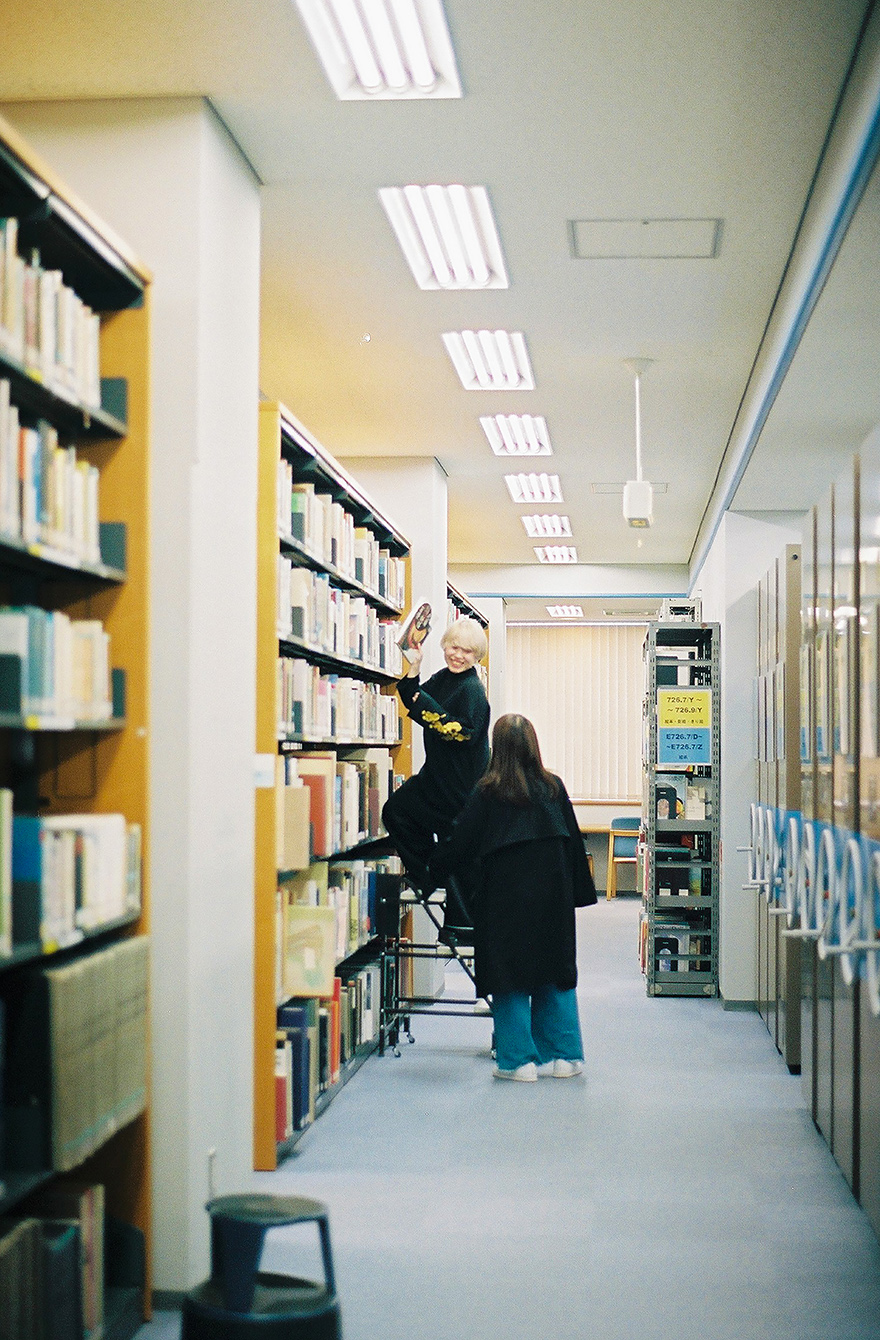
top-left (505, 624), bottom-right (646, 800)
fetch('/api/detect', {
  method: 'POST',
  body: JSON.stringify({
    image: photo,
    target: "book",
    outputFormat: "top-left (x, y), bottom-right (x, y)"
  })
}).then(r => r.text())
top-left (22, 1181), bottom-right (104, 1340)
top-left (396, 602), bottom-right (431, 661)
top-left (40, 1219), bottom-right (83, 1340)
top-left (0, 1218), bottom-right (42, 1340)
top-left (283, 903), bottom-right (337, 997)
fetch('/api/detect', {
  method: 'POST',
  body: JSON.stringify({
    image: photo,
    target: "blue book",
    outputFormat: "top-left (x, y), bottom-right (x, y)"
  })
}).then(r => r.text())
top-left (12, 814), bottom-right (42, 944)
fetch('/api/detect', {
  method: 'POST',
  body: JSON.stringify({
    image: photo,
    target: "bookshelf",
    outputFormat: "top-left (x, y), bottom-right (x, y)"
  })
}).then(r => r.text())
top-left (639, 621), bottom-right (720, 996)
top-left (0, 113), bottom-right (151, 1338)
top-left (255, 402), bottom-right (410, 1169)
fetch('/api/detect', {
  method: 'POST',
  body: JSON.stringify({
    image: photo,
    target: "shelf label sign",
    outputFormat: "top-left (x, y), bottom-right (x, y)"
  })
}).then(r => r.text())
top-left (657, 688), bottom-right (711, 763)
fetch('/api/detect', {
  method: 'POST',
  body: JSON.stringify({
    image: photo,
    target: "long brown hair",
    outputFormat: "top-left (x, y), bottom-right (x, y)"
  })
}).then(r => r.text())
top-left (479, 713), bottom-right (560, 805)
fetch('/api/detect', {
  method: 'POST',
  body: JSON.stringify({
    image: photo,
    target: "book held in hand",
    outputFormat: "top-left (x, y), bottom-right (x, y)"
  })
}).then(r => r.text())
top-left (396, 602), bottom-right (431, 662)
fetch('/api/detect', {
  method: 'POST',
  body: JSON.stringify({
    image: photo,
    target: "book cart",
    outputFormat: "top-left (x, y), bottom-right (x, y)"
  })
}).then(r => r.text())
top-left (254, 402), bottom-right (411, 1166)
top-left (0, 114), bottom-right (151, 1337)
top-left (640, 620), bottom-right (721, 996)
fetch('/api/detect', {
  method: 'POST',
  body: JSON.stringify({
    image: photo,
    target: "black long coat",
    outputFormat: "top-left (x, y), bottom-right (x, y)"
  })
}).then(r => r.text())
top-left (435, 776), bottom-right (597, 997)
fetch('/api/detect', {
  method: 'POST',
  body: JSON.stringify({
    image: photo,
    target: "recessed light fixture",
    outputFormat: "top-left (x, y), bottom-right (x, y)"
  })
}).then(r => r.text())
top-left (379, 185), bottom-right (508, 289)
top-left (442, 330), bottom-right (534, 389)
top-left (294, 0), bottom-right (462, 99)
top-left (521, 514), bottom-right (572, 538)
top-left (504, 473), bottom-right (562, 504)
top-left (547, 605), bottom-right (583, 618)
top-left (535, 546), bottom-right (578, 564)
top-left (481, 414), bottom-right (551, 456)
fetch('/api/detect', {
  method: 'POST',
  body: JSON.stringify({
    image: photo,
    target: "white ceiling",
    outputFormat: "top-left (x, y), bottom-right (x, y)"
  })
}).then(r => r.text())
top-left (1, 0), bottom-right (876, 620)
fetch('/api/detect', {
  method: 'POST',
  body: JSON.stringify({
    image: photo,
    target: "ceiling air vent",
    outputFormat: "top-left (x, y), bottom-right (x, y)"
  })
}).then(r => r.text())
top-left (569, 218), bottom-right (722, 260)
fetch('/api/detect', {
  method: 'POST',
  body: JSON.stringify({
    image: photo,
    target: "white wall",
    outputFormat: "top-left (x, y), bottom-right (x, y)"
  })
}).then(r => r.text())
top-left (2, 98), bottom-right (261, 1289)
top-left (340, 456), bottom-right (448, 771)
top-left (693, 510), bottom-right (803, 1002)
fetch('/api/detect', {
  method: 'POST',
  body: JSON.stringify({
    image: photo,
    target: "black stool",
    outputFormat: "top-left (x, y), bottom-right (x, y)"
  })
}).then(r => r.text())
top-left (181, 1194), bottom-right (342, 1339)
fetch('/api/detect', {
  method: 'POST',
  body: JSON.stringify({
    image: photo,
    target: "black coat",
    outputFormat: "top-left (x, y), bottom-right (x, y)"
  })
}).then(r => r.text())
top-left (434, 776), bottom-right (597, 997)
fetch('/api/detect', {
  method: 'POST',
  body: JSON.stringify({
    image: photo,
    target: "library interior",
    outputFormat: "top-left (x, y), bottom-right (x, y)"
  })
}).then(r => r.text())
top-left (1, 2), bottom-right (880, 1338)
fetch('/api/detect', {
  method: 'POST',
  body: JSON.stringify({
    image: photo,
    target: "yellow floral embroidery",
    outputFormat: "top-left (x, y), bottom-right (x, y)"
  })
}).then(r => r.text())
top-left (420, 709), bottom-right (470, 741)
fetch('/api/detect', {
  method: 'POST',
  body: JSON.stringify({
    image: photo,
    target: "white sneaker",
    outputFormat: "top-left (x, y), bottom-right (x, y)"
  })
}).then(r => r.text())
top-left (550, 1059), bottom-right (583, 1078)
top-left (493, 1062), bottom-right (538, 1082)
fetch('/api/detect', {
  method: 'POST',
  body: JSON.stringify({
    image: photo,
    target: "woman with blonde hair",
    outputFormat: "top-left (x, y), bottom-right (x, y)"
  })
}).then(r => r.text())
top-left (434, 713), bottom-right (596, 1080)
top-left (382, 617), bottom-right (490, 931)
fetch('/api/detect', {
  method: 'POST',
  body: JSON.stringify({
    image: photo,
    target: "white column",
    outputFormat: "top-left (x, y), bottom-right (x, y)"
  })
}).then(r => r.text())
top-left (694, 510), bottom-right (803, 1003)
top-left (3, 98), bottom-right (261, 1289)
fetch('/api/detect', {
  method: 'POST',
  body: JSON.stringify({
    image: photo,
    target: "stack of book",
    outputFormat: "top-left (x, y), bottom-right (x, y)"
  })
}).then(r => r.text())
top-left (0, 605), bottom-right (113, 723)
top-left (277, 558), bottom-right (404, 675)
top-left (276, 472), bottom-right (405, 605)
top-left (276, 658), bottom-right (399, 743)
top-left (10, 812), bottom-right (142, 950)
top-left (0, 394), bottom-right (103, 562)
top-left (5, 939), bottom-right (149, 1173)
top-left (274, 961), bottom-right (383, 1143)
top-left (275, 750), bottom-right (395, 864)
top-left (0, 220), bottom-right (102, 409)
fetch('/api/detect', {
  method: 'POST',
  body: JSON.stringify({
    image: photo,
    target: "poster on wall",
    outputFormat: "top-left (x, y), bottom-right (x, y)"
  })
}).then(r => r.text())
top-left (657, 687), bottom-right (712, 765)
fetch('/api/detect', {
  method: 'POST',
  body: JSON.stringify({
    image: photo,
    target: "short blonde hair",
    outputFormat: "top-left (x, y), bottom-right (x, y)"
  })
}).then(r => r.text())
top-left (441, 616), bottom-right (487, 660)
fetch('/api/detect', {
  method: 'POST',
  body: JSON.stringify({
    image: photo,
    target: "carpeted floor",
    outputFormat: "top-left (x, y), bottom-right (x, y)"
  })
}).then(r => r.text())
top-left (136, 897), bottom-right (880, 1340)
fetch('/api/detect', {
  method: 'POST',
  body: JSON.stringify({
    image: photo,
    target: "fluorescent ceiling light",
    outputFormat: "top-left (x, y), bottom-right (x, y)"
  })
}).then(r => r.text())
top-left (547, 605), bottom-right (583, 618)
top-left (481, 415), bottom-right (551, 456)
top-left (521, 514), bottom-right (572, 538)
top-left (504, 473), bottom-right (562, 504)
top-left (380, 185), bottom-right (508, 289)
top-left (535, 546), bottom-right (578, 564)
top-left (443, 330), bottom-right (534, 389)
top-left (295, 0), bottom-right (462, 99)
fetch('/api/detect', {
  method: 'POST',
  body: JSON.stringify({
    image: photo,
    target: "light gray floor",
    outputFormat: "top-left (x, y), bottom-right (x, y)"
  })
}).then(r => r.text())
top-left (136, 898), bottom-right (880, 1340)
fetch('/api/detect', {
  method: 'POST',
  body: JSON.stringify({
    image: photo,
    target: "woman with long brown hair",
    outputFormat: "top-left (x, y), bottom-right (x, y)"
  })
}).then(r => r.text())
top-left (433, 713), bottom-right (597, 1080)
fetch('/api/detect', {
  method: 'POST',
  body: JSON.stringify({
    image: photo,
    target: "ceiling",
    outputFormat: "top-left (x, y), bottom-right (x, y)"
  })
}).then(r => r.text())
top-left (1, 0), bottom-right (876, 620)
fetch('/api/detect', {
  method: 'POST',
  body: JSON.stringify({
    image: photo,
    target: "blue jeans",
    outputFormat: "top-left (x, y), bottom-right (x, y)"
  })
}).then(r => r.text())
top-left (492, 985), bottom-right (584, 1071)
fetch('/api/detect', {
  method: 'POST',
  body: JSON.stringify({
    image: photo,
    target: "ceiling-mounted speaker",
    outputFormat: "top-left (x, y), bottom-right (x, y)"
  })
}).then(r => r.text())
top-left (623, 479), bottom-right (653, 528)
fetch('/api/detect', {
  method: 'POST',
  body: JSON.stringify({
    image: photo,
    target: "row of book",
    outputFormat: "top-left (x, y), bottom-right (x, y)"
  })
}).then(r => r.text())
top-left (3, 937), bottom-right (148, 1175)
top-left (0, 219), bottom-right (102, 411)
top-left (277, 657), bottom-right (400, 743)
top-left (1, 801), bottom-right (142, 956)
top-left (278, 471), bottom-right (407, 609)
top-left (0, 392), bottom-right (103, 564)
top-left (274, 964), bottom-right (383, 1141)
top-left (0, 1180), bottom-right (105, 1340)
top-left (278, 557), bottom-right (404, 675)
top-left (276, 858), bottom-right (401, 1001)
top-left (650, 770), bottom-right (712, 820)
top-left (0, 605), bottom-right (114, 723)
top-left (639, 912), bottom-right (713, 974)
top-left (276, 748), bottom-right (395, 867)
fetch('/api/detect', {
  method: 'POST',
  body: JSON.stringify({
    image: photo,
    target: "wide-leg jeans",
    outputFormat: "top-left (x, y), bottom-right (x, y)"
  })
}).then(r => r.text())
top-left (491, 984), bottom-right (584, 1071)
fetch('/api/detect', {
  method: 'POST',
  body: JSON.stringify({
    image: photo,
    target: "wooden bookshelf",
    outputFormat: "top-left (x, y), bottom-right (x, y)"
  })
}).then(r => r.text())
top-left (0, 111), bottom-right (152, 1334)
top-left (254, 402), bottom-right (410, 1170)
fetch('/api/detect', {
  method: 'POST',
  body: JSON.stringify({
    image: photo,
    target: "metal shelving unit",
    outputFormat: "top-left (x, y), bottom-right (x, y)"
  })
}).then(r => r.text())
top-left (641, 621), bottom-right (721, 997)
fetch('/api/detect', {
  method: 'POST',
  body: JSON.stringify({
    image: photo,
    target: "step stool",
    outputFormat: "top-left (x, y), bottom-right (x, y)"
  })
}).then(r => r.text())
top-left (181, 1193), bottom-right (341, 1338)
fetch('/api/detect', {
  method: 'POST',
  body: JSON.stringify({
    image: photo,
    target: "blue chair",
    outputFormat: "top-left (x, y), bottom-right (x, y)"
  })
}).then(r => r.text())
top-left (606, 817), bottom-right (641, 900)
